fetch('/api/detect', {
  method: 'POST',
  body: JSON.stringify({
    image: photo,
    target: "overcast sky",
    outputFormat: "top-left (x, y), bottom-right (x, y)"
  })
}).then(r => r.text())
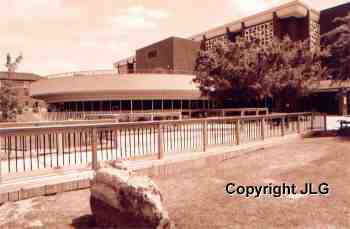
top-left (1, 0), bottom-right (348, 75)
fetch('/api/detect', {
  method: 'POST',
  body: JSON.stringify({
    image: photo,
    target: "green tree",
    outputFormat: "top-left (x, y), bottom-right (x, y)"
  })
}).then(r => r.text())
top-left (194, 37), bottom-right (328, 112)
top-left (322, 12), bottom-right (350, 81)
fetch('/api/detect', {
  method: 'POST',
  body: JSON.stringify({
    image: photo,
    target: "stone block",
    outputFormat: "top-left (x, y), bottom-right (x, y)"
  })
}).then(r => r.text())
top-left (91, 161), bottom-right (174, 229)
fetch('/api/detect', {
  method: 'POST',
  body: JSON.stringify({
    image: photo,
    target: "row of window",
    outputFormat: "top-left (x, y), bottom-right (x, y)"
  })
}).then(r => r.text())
top-left (52, 100), bottom-right (211, 112)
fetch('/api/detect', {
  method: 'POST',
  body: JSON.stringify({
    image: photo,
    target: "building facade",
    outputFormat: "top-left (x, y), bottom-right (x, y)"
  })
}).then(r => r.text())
top-left (0, 71), bottom-right (42, 108)
top-left (136, 37), bottom-right (200, 74)
top-left (314, 1), bottom-right (350, 115)
top-left (190, 0), bottom-right (320, 50)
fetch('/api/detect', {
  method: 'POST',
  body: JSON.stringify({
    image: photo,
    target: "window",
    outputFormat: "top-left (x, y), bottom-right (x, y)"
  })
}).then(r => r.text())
top-left (148, 50), bottom-right (157, 59)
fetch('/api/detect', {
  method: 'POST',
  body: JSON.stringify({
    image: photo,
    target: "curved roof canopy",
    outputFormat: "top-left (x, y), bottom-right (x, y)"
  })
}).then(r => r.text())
top-left (30, 73), bottom-right (204, 103)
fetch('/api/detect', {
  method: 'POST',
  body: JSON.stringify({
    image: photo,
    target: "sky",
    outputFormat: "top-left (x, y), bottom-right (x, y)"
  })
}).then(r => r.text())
top-left (1, 0), bottom-right (349, 75)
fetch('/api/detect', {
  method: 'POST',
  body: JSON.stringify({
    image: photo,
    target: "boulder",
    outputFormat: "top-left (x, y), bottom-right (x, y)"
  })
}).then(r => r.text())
top-left (90, 161), bottom-right (174, 229)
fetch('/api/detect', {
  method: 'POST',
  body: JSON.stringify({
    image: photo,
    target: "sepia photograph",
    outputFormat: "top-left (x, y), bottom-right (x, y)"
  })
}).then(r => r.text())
top-left (0, 0), bottom-right (350, 228)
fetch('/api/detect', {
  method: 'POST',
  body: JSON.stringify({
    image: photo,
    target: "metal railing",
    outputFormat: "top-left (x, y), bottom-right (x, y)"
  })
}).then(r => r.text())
top-left (42, 108), bottom-right (269, 121)
top-left (0, 112), bottom-right (326, 181)
top-left (44, 69), bottom-right (195, 79)
top-left (45, 69), bottom-right (119, 79)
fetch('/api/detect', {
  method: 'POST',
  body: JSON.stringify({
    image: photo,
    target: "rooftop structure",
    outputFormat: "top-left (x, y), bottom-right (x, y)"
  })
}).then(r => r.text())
top-left (189, 0), bottom-right (320, 49)
top-left (113, 56), bottom-right (136, 74)
top-left (135, 37), bottom-right (200, 74)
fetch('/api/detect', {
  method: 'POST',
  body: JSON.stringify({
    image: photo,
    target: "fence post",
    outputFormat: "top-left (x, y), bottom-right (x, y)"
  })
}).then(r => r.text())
top-left (311, 113), bottom-right (314, 130)
top-left (261, 117), bottom-right (265, 140)
top-left (91, 128), bottom-right (98, 170)
top-left (281, 117), bottom-right (285, 136)
top-left (0, 137), bottom-right (2, 184)
top-left (323, 113), bottom-right (327, 132)
top-left (57, 132), bottom-right (63, 156)
top-left (158, 124), bottom-right (164, 159)
top-left (202, 120), bottom-right (208, 151)
top-left (235, 119), bottom-right (241, 145)
top-left (297, 115), bottom-right (301, 134)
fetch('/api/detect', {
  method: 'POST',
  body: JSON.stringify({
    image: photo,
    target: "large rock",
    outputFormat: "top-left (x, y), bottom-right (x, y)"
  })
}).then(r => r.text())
top-left (90, 161), bottom-right (174, 229)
